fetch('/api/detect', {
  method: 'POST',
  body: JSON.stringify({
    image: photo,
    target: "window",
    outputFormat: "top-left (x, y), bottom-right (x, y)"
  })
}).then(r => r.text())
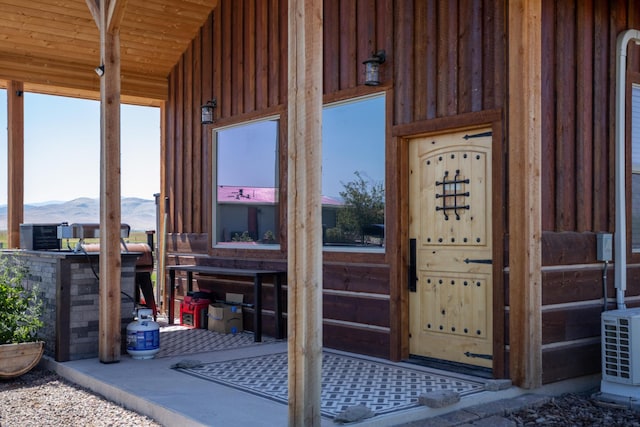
top-left (213, 118), bottom-right (280, 247)
top-left (322, 94), bottom-right (386, 250)
top-left (632, 83), bottom-right (640, 251)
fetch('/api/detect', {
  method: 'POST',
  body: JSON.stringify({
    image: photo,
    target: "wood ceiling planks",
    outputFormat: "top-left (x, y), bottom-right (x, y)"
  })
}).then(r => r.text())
top-left (0, 0), bottom-right (217, 104)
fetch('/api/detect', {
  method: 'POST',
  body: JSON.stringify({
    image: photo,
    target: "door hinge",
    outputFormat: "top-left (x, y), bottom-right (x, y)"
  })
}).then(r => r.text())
top-left (464, 351), bottom-right (493, 360)
top-left (463, 258), bottom-right (492, 265)
top-left (463, 131), bottom-right (492, 140)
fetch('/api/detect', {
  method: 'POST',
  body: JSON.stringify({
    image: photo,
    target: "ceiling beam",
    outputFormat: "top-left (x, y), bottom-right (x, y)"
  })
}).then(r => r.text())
top-left (107, 0), bottom-right (128, 32)
top-left (85, 0), bottom-right (100, 27)
top-left (0, 53), bottom-right (167, 101)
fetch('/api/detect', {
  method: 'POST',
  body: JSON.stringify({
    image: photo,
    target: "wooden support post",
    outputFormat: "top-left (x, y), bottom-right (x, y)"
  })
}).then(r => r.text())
top-left (97, 0), bottom-right (125, 363)
top-left (287, 0), bottom-right (323, 425)
top-left (7, 81), bottom-right (24, 249)
top-left (508, 0), bottom-right (542, 388)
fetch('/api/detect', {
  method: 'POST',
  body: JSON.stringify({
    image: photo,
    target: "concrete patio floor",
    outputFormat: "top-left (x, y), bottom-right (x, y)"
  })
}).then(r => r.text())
top-left (39, 325), bottom-right (601, 426)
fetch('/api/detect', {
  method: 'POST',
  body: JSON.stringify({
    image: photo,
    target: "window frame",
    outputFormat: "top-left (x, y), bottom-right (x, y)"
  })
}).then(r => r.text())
top-left (211, 115), bottom-right (282, 251)
top-left (320, 93), bottom-right (387, 254)
top-left (629, 73), bottom-right (640, 259)
top-left (207, 93), bottom-right (387, 256)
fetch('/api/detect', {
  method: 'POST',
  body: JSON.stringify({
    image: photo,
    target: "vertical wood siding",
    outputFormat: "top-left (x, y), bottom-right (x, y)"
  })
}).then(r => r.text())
top-left (165, 0), bottom-right (398, 359)
top-left (166, 0), bottom-right (403, 234)
top-left (394, 0), bottom-right (506, 125)
top-left (541, 0), bottom-right (640, 233)
top-left (164, 0), bottom-right (640, 379)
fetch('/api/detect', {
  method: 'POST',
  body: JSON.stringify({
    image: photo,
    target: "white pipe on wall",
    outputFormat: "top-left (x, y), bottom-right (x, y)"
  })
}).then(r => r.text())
top-left (615, 29), bottom-right (640, 310)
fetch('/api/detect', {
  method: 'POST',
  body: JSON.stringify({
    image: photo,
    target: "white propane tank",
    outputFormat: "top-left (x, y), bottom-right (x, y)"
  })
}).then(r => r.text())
top-left (126, 308), bottom-right (160, 360)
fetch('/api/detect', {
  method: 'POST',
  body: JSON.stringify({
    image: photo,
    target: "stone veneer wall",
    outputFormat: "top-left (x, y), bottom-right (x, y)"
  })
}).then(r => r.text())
top-left (1, 250), bottom-right (137, 361)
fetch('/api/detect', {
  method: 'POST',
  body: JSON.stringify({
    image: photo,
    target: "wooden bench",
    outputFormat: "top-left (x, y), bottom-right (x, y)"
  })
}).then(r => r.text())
top-left (167, 265), bottom-right (285, 342)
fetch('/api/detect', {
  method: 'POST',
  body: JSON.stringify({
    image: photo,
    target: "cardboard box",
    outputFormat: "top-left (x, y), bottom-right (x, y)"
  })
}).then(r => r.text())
top-left (208, 293), bottom-right (244, 334)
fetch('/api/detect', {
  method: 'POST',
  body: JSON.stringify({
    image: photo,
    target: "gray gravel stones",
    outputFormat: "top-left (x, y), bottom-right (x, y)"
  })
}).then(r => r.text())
top-left (0, 367), bottom-right (161, 427)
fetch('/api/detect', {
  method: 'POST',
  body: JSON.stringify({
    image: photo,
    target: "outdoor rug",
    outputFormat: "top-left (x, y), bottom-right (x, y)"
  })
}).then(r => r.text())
top-left (156, 325), bottom-right (277, 358)
top-left (175, 351), bottom-right (486, 418)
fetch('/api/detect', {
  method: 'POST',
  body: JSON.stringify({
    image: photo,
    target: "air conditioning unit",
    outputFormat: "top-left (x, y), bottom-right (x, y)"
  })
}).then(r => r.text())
top-left (601, 307), bottom-right (640, 401)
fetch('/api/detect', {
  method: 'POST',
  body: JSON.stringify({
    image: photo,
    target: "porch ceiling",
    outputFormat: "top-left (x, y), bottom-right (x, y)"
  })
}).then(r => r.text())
top-left (0, 0), bottom-right (217, 106)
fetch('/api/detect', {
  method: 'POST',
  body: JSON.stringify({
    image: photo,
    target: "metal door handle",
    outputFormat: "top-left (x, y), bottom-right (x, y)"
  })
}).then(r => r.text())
top-left (409, 238), bottom-right (417, 292)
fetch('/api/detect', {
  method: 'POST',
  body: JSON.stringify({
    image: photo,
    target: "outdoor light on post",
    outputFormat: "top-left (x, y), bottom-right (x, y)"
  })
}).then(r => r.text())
top-left (201, 99), bottom-right (217, 124)
top-left (363, 50), bottom-right (386, 86)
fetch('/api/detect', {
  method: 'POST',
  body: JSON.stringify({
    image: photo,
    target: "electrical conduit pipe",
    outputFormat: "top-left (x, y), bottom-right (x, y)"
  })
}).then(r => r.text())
top-left (615, 29), bottom-right (640, 310)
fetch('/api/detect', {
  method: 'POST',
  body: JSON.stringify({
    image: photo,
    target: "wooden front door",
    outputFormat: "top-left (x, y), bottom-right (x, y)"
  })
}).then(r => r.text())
top-left (408, 128), bottom-right (493, 369)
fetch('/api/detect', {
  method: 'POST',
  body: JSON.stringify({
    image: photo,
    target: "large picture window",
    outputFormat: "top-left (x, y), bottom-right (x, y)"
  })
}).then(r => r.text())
top-left (632, 83), bottom-right (640, 251)
top-left (322, 94), bottom-right (386, 250)
top-left (213, 118), bottom-right (280, 247)
top-left (212, 95), bottom-right (385, 251)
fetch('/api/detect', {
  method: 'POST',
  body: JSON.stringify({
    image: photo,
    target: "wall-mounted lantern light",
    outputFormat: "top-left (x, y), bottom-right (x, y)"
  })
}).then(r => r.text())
top-left (363, 50), bottom-right (386, 86)
top-left (201, 99), bottom-right (217, 124)
top-left (95, 64), bottom-right (104, 77)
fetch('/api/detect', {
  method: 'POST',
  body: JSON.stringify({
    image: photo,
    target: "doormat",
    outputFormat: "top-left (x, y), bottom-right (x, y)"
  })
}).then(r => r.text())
top-left (155, 326), bottom-right (277, 358)
top-left (175, 351), bottom-right (485, 418)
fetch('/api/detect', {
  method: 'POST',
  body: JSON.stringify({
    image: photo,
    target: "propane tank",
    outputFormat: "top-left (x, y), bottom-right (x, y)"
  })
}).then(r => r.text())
top-left (126, 308), bottom-right (160, 360)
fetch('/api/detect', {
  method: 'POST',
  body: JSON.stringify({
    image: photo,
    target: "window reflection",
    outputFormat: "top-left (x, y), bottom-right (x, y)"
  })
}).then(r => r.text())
top-left (322, 95), bottom-right (385, 248)
top-left (211, 94), bottom-right (386, 251)
top-left (214, 119), bottom-right (279, 246)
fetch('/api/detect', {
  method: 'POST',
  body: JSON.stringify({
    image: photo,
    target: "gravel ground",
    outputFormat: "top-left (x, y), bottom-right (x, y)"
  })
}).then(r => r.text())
top-left (0, 366), bottom-right (161, 427)
top-left (506, 392), bottom-right (640, 426)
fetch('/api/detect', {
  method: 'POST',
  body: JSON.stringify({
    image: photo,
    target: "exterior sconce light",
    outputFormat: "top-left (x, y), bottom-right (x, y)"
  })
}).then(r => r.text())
top-left (95, 64), bottom-right (104, 77)
top-left (201, 99), bottom-right (217, 124)
top-left (363, 50), bottom-right (386, 86)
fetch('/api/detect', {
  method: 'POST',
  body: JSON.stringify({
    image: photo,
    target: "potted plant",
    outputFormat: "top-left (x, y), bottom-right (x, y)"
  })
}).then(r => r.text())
top-left (0, 255), bottom-right (44, 379)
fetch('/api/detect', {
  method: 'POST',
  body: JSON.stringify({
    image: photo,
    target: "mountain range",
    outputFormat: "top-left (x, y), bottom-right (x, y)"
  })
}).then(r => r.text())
top-left (0, 197), bottom-right (157, 232)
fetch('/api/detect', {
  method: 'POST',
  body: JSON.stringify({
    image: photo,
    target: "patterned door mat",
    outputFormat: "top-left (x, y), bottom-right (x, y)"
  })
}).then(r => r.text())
top-left (155, 326), bottom-right (276, 358)
top-left (175, 351), bottom-right (485, 418)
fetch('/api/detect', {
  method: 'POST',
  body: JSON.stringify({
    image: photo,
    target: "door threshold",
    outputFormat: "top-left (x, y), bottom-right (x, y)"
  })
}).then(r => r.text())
top-left (406, 355), bottom-right (493, 379)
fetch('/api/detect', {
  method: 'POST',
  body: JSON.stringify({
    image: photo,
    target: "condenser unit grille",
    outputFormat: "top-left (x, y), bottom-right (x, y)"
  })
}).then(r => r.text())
top-left (603, 319), bottom-right (631, 380)
top-left (602, 309), bottom-right (640, 386)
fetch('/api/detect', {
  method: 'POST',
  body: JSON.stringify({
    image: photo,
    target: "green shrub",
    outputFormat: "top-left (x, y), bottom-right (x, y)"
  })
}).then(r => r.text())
top-left (0, 257), bottom-right (43, 344)
top-left (231, 231), bottom-right (254, 242)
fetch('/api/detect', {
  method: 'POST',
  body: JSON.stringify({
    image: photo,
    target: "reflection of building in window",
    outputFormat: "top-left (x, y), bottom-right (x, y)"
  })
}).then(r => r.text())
top-left (214, 118), bottom-right (280, 246)
top-left (217, 185), bottom-right (343, 245)
top-left (322, 95), bottom-right (385, 249)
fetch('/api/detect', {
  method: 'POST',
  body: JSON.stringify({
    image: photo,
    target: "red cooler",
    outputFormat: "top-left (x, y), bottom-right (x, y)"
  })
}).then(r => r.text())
top-left (180, 295), bottom-right (211, 328)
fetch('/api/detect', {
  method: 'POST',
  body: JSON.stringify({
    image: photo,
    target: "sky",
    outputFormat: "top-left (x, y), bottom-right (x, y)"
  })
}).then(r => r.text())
top-left (0, 89), bottom-right (160, 205)
top-left (0, 90), bottom-right (383, 206)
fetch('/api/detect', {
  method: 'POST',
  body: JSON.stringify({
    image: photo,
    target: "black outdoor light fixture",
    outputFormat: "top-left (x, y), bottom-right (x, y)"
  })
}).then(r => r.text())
top-left (363, 50), bottom-right (386, 86)
top-left (201, 99), bottom-right (217, 124)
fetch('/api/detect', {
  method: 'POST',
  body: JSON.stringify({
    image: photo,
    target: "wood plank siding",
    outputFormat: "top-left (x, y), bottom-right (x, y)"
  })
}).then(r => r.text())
top-left (164, 0), bottom-right (640, 383)
top-left (533, 1), bottom-right (640, 383)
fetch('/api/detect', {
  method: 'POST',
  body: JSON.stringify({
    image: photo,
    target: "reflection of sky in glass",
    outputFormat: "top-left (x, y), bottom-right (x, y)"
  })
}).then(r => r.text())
top-left (633, 85), bottom-right (640, 172)
top-left (217, 119), bottom-right (278, 187)
top-left (215, 95), bottom-right (385, 198)
top-left (323, 95), bottom-right (385, 198)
